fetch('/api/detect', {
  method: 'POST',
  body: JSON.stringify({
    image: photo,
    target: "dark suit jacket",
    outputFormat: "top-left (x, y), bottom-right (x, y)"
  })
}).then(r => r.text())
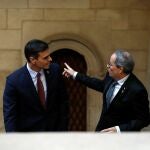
top-left (3, 63), bottom-right (69, 132)
top-left (76, 73), bottom-right (150, 131)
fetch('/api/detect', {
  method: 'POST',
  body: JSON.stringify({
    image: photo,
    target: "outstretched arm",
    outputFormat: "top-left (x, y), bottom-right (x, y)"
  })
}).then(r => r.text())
top-left (63, 62), bottom-right (105, 92)
top-left (3, 77), bottom-right (17, 132)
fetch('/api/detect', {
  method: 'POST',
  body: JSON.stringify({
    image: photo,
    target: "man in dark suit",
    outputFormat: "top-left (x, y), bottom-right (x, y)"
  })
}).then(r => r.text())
top-left (3, 39), bottom-right (69, 132)
top-left (63, 50), bottom-right (150, 132)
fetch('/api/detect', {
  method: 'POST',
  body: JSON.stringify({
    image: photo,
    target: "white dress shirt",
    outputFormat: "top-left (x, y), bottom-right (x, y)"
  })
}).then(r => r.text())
top-left (27, 63), bottom-right (47, 99)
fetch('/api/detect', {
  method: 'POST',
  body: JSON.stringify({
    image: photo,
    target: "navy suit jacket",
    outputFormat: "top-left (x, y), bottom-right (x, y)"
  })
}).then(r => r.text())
top-left (76, 73), bottom-right (150, 131)
top-left (3, 63), bottom-right (69, 132)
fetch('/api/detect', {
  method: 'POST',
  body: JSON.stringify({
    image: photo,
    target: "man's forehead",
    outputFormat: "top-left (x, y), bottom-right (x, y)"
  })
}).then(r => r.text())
top-left (38, 49), bottom-right (50, 56)
top-left (110, 53), bottom-right (116, 61)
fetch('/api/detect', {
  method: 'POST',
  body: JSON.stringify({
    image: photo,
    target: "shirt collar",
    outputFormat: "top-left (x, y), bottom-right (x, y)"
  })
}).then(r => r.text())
top-left (117, 74), bottom-right (130, 86)
top-left (27, 63), bottom-right (44, 78)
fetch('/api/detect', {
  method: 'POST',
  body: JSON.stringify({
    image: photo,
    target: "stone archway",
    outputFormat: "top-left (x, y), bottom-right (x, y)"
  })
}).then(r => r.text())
top-left (45, 34), bottom-right (104, 131)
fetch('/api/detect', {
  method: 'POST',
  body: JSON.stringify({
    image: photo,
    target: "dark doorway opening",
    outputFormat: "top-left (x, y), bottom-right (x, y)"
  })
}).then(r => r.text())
top-left (51, 49), bottom-right (87, 131)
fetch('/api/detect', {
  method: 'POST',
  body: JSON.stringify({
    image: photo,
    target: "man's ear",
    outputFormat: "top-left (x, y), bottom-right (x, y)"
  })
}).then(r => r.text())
top-left (29, 57), bottom-right (36, 64)
top-left (119, 66), bottom-right (124, 74)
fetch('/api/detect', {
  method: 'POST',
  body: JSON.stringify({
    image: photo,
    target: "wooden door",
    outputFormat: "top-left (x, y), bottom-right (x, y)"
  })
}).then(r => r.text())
top-left (51, 49), bottom-right (87, 131)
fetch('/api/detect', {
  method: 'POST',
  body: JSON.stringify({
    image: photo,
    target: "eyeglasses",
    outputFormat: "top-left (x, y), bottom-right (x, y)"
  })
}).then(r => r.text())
top-left (107, 63), bottom-right (115, 68)
top-left (107, 63), bottom-right (120, 69)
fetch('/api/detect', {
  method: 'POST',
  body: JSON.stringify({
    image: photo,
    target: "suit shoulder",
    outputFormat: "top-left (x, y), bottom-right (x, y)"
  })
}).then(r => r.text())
top-left (129, 74), bottom-right (147, 91)
top-left (7, 66), bottom-right (25, 79)
top-left (49, 63), bottom-right (60, 71)
top-left (47, 63), bottom-right (61, 75)
top-left (49, 63), bottom-right (60, 69)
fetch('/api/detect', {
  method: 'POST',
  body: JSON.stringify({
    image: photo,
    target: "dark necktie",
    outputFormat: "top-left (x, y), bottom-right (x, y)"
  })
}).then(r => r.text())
top-left (106, 81), bottom-right (118, 108)
top-left (37, 72), bottom-right (46, 109)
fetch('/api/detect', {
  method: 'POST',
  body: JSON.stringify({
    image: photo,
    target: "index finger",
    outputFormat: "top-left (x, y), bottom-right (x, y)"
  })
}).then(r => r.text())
top-left (64, 62), bottom-right (72, 70)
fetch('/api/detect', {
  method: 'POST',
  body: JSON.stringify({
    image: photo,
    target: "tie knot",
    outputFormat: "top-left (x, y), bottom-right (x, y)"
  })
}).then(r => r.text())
top-left (37, 72), bottom-right (41, 78)
top-left (112, 81), bottom-right (118, 86)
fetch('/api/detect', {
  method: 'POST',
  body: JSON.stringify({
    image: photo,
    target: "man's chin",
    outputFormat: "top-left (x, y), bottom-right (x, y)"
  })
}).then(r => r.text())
top-left (44, 65), bottom-right (50, 69)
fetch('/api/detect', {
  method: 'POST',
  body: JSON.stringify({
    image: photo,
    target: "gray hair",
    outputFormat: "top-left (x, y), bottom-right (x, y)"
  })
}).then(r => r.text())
top-left (114, 49), bottom-right (135, 74)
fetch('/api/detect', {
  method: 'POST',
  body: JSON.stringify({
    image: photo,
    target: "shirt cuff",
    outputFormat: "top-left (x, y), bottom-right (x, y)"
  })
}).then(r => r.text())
top-left (73, 72), bottom-right (78, 79)
top-left (115, 126), bottom-right (121, 133)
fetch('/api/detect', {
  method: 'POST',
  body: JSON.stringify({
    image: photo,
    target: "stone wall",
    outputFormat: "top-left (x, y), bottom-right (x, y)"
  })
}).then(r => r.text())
top-left (0, 0), bottom-right (150, 131)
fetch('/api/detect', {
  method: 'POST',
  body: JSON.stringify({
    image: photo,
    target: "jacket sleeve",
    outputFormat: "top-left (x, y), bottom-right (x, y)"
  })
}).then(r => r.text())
top-left (75, 72), bottom-right (108, 92)
top-left (3, 77), bottom-right (18, 132)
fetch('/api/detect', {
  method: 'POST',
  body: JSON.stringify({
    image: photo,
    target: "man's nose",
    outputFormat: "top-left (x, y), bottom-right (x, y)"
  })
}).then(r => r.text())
top-left (48, 56), bottom-right (52, 62)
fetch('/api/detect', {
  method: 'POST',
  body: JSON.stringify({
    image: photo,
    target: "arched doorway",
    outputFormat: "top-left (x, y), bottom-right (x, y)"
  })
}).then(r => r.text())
top-left (51, 49), bottom-right (87, 131)
top-left (47, 36), bottom-right (103, 131)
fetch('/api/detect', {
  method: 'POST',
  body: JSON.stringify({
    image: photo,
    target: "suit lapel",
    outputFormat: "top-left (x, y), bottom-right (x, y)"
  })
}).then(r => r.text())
top-left (22, 65), bottom-right (46, 111)
top-left (44, 69), bottom-right (53, 100)
top-left (104, 79), bottom-right (114, 96)
top-left (22, 65), bottom-right (38, 99)
top-left (112, 84), bottom-right (127, 102)
top-left (23, 65), bottom-right (53, 111)
top-left (109, 74), bottom-right (133, 106)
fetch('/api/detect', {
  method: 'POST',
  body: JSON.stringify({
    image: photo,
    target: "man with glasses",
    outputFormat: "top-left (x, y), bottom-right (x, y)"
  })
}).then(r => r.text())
top-left (63, 50), bottom-right (150, 132)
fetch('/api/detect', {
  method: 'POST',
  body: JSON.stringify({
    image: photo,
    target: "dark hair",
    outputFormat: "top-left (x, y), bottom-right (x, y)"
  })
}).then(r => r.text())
top-left (114, 49), bottom-right (135, 74)
top-left (24, 39), bottom-right (49, 62)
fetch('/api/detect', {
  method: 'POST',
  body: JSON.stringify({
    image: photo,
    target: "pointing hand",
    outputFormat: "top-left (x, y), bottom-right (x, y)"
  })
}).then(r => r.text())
top-left (62, 63), bottom-right (75, 78)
